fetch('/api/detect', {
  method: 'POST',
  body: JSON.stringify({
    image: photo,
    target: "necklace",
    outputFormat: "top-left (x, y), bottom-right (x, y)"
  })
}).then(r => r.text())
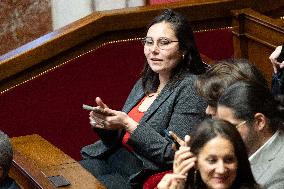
top-left (148, 86), bottom-right (162, 97)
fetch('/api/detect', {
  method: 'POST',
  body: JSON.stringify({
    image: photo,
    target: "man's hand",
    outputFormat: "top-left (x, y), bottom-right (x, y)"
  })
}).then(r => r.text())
top-left (269, 45), bottom-right (284, 73)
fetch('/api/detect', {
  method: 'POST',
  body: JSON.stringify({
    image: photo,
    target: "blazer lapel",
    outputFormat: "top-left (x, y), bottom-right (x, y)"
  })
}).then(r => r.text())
top-left (250, 131), bottom-right (283, 180)
top-left (123, 78), bottom-right (182, 123)
top-left (123, 91), bottom-right (144, 113)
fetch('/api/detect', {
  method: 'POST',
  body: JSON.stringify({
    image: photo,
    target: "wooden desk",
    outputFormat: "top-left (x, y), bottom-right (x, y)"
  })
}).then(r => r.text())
top-left (10, 134), bottom-right (106, 189)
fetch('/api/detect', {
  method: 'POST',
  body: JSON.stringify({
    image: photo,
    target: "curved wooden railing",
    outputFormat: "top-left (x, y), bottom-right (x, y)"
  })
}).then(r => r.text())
top-left (232, 8), bottom-right (284, 82)
top-left (1, 0), bottom-right (284, 92)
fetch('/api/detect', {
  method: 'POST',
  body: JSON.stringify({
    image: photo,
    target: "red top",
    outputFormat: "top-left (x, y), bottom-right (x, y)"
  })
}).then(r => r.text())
top-left (122, 96), bottom-right (146, 151)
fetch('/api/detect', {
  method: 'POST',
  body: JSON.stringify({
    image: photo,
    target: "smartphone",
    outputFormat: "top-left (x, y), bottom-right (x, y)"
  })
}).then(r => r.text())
top-left (82, 104), bottom-right (113, 115)
top-left (163, 129), bottom-right (180, 148)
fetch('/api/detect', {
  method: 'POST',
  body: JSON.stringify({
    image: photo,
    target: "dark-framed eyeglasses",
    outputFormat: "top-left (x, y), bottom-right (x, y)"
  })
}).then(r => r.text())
top-left (141, 37), bottom-right (179, 50)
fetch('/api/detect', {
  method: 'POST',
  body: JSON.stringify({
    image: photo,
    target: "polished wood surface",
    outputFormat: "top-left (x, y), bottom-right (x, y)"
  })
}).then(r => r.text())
top-left (10, 134), bottom-right (106, 189)
top-left (10, 150), bottom-right (55, 189)
top-left (1, 0), bottom-right (284, 93)
top-left (232, 8), bottom-right (284, 83)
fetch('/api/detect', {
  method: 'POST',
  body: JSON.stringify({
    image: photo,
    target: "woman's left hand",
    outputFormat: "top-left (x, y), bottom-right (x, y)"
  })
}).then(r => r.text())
top-left (89, 97), bottom-right (138, 132)
top-left (97, 108), bottom-right (138, 132)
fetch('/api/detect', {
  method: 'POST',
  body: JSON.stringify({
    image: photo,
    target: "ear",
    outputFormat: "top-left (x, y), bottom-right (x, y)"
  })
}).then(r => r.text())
top-left (253, 113), bottom-right (267, 131)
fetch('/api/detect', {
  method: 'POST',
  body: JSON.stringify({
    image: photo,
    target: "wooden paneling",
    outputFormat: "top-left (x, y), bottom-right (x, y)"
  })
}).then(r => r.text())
top-left (232, 8), bottom-right (284, 83)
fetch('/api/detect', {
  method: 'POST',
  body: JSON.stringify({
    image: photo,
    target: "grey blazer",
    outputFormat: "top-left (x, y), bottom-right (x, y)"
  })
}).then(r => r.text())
top-left (81, 73), bottom-right (206, 181)
top-left (250, 130), bottom-right (284, 189)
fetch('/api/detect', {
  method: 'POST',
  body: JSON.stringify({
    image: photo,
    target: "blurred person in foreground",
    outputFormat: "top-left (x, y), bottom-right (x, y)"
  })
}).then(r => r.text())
top-left (0, 131), bottom-right (20, 189)
top-left (157, 118), bottom-right (260, 189)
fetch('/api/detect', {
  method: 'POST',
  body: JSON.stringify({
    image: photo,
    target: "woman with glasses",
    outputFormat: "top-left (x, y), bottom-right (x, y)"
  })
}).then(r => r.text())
top-left (80, 9), bottom-right (207, 189)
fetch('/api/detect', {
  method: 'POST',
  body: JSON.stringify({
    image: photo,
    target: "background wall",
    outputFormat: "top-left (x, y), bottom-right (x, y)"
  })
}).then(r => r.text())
top-left (0, 0), bottom-right (146, 55)
top-left (51, 0), bottom-right (94, 30)
top-left (0, 0), bottom-right (52, 55)
top-left (52, 0), bottom-right (146, 30)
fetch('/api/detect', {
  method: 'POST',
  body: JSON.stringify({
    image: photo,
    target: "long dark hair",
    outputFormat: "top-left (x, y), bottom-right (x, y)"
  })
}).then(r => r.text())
top-left (218, 81), bottom-right (284, 132)
top-left (142, 9), bottom-right (206, 94)
top-left (185, 118), bottom-right (258, 189)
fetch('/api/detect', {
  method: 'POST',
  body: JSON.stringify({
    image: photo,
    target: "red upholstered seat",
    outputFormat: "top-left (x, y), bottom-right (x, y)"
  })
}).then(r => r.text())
top-left (194, 28), bottom-right (234, 61)
top-left (0, 40), bottom-right (144, 160)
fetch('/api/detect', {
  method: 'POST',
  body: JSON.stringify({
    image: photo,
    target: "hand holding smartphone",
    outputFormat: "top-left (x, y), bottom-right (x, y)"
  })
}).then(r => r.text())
top-left (82, 104), bottom-right (114, 116)
top-left (163, 129), bottom-right (181, 149)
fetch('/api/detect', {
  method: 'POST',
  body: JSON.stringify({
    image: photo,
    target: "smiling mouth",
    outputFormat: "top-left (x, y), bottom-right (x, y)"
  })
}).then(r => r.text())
top-left (150, 58), bottom-right (162, 61)
top-left (213, 177), bottom-right (227, 183)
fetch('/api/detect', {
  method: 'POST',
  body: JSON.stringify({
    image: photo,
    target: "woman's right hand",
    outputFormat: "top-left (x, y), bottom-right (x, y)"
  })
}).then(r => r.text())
top-left (169, 132), bottom-right (191, 151)
top-left (89, 97), bottom-right (110, 129)
top-left (173, 146), bottom-right (196, 175)
top-left (89, 111), bottom-right (107, 129)
top-left (157, 173), bottom-right (186, 189)
top-left (172, 135), bottom-right (196, 175)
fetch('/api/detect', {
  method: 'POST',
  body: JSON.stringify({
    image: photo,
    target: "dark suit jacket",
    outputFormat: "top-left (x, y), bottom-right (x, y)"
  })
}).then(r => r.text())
top-left (81, 73), bottom-right (206, 183)
top-left (0, 177), bottom-right (21, 189)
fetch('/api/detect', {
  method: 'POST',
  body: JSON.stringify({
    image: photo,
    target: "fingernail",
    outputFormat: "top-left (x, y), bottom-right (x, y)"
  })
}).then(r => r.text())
top-left (185, 135), bottom-right (190, 141)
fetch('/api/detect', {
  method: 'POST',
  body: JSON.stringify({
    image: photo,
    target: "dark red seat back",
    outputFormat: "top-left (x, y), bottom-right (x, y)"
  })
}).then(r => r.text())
top-left (0, 28), bottom-right (233, 160)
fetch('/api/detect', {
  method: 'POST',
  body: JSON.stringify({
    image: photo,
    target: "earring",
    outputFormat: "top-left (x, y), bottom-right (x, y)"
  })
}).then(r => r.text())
top-left (182, 54), bottom-right (185, 59)
top-left (194, 170), bottom-right (198, 188)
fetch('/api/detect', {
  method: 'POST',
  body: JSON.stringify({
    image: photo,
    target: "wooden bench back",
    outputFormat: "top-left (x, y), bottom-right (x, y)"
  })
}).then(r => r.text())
top-left (10, 134), bottom-right (106, 189)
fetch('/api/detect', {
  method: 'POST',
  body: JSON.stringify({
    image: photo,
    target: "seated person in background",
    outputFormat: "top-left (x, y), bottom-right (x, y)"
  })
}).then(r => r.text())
top-left (168, 59), bottom-right (266, 149)
top-left (169, 59), bottom-right (266, 149)
top-left (269, 45), bottom-right (284, 111)
top-left (194, 59), bottom-right (267, 117)
top-left (157, 118), bottom-right (260, 189)
top-left (163, 60), bottom-right (273, 188)
top-left (79, 9), bottom-right (207, 189)
top-left (0, 131), bottom-right (20, 189)
top-left (217, 81), bottom-right (284, 189)
top-left (269, 45), bottom-right (284, 96)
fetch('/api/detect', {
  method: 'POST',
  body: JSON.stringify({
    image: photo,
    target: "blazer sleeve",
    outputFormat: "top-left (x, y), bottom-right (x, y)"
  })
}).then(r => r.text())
top-left (127, 75), bottom-right (206, 165)
top-left (265, 168), bottom-right (284, 189)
